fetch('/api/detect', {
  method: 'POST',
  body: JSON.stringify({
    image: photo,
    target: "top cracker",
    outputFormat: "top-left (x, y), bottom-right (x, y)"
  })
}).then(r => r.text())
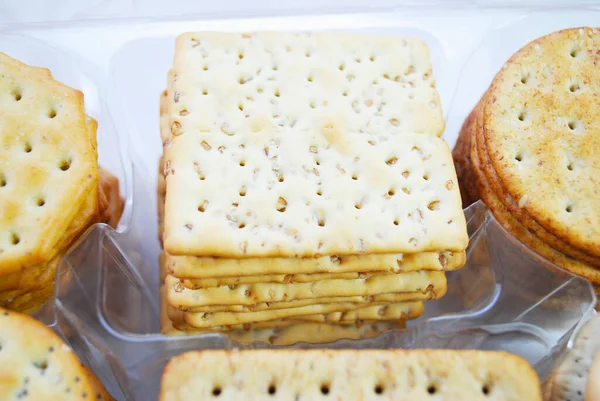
top-left (0, 53), bottom-right (98, 273)
top-left (167, 32), bottom-right (445, 141)
top-left (483, 27), bottom-right (600, 258)
top-left (163, 32), bottom-right (464, 258)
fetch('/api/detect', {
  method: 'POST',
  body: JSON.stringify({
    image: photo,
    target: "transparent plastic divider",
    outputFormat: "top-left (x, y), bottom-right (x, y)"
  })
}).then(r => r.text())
top-left (52, 201), bottom-right (596, 400)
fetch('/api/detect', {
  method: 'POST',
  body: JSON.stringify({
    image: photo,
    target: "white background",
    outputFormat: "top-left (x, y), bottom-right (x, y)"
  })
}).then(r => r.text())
top-left (1, 0), bottom-right (599, 24)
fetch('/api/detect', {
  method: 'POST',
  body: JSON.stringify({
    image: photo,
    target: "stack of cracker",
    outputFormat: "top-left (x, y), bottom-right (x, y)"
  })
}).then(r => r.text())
top-left (0, 53), bottom-right (124, 314)
top-left (159, 32), bottom-right (468, 340)
top-left (453, 27), bottom-right (600, 297)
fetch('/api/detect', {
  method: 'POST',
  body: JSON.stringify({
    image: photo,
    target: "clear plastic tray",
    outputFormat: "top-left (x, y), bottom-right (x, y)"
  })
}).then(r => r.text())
top-left (53, 201), bottom-right (595, 400)
top-left (1, 5), bottom-right (598, 401)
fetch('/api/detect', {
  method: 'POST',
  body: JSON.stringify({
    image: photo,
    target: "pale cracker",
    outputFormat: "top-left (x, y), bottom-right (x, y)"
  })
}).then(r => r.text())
top-left (544, 314), bottom-right (600, 401)
top-left (159, 349), bottom-right (542, 401)
top-left (163, 31), bottom-right (464, 257)
top-left (177, 252), bottom-right (462, 287)
top-left (167, 32), bottom-right (444, 143)
top-left (0, 307), bottom-right (95, 400)
top-left (173, 315), bottom-right (406, 333)
top-left (0, 118), bottom-right (102, 294)
top-left (182, 299), bottom-right (416, 328)
top-left (586, 350), bottom-right (600, 401)
top-left (0, 52), bottom-right (98, 272)
top-left (157, 89), bottom-right (466, 275)
top-left (165, 250), bottom-right (464, 280)
top-left (483, 27), bottom-right (600, 258)
top-left (164, 312), bottom-right (404, 344)
top-left (292, 301), bottom-right (423, 323)
top-left (184, 292), bottom-right (439, 314)
top-left (163, 130), bottom-right (466, 257)
top-left (166, 269), bottom-right (445, 307)
top-left (474, 89), bottom-right (600, 268)
top-left (167, 300), bottom-right (422, 331)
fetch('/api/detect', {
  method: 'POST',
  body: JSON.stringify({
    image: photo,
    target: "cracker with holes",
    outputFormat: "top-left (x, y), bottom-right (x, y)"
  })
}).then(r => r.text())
top-left (0, 53), bottom-right (124, 313)
top-left (456, 27), bottom-right (600, 283)
top-left (185, 292), bottom-right (434, 314)
top-left (165, 250), bottom-right (465, 280)
top-left (586, 350), bottom-right (600, 401)
top-left (464, 99), bottom-right (600, 283)
top-left (159, 349), bottom-right (542, 400)
top-left (163, 131), bottom-right (466, 257)
top-left (157, 85), bottom-right (466, 278)
top-left (167, 32), bottom-right (445, 142)
top-left (0, 52), bottom-right (98, 271)
top-left (0, 307), bottom-right (104, 400)
top-left (482, 27), bottom-right (600, 259)
top-left (0, 165), bottom-right (121, 298)
top-left (168, 300), bottom-right (422, 331)
top-left (544, 314), bottom-right (600, 401)
top-left (163, 32), bottom-right (466, 258)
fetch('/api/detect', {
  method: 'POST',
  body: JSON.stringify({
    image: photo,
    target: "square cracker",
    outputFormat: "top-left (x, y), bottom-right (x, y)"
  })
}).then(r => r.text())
top-left (166, 269), bottom-right (446, 308)
top-left (0, 52), bottom-right (98, 272)
top-left (163, 32), bottom-right (462, 257)
top-left (168, 299), bottom-right (422, 331)
top-left (163, 130), bottom-right (466, 257)
top-left (165, 250), bottom-right (464, 280)
top-left (158, 107), bottom-right (466, 277)
top-left (159, 349), bottom-right (542, 401)
top-left (176, 251), bottom-right (462, 287)
top-left (181, 298), bottom-right (418, 328)
top-left (167, 32), bottom-right (444, 142)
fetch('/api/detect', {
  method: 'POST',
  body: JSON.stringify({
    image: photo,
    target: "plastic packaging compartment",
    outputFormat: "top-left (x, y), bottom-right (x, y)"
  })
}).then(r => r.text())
top-left (1, 6), bottom-right (599, 401)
